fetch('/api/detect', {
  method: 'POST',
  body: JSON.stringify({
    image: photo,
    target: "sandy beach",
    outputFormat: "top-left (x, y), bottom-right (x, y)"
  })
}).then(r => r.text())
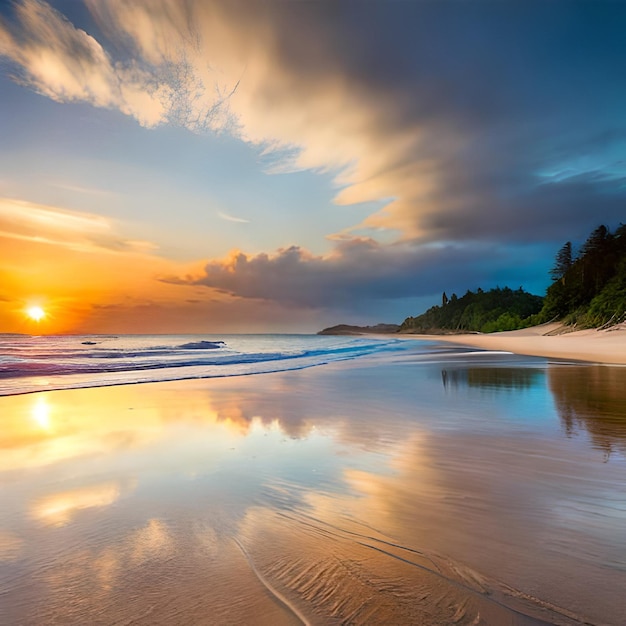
top-left (2, 341), bottom-right (626, 625)
top-left (403, 322), bottom-right (626, 365)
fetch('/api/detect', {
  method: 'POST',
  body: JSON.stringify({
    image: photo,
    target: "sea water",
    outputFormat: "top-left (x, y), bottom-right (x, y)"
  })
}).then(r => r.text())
top-left (0, 333), bottom-right (420, 396)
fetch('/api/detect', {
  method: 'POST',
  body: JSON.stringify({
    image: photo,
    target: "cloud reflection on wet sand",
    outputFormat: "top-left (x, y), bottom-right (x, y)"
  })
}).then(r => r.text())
top-left (1, 357), bottom-right (625, 624)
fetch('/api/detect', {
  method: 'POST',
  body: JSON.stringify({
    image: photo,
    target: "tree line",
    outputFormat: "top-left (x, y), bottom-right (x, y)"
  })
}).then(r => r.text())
top-left (400, 222), bottom-right (626, 333)
top-left (542, 223), bottom-right (626, 327)
top-left (400, 286), bottom-right (544, 333)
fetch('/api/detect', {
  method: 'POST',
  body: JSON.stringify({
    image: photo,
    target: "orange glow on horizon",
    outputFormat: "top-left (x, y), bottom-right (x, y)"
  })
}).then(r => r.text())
top-left (0, 231), bottom-right (209, 333)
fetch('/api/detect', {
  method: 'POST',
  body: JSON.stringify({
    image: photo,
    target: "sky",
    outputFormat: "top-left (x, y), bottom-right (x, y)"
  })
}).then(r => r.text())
top-left (1, 0), bottom-right (626, 334)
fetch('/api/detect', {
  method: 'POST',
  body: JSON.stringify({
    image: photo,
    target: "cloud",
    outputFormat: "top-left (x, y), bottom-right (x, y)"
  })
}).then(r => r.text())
top-left (75, 291), bottom-right (323, 334)
top-left (0, 197), bottom-right (156, 253)
top-left (0, 0), bottom-right (170, 126)
top-left (51, 182), bottom-right (115, 196)
top-left (2, 0), bottom-right (623, 252)
top-left (89, 2), bottom-right (626, 246)
top-left (217, 211), bottom-right (249, 224)
top-left (164, 237), bottom-right (540, 310)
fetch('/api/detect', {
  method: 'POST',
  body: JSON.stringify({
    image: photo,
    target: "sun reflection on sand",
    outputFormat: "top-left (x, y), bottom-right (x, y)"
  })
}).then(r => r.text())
top-left (31, 396), bottom-right (52, 430)
top-left (0, 384), bottom-right (244, 474)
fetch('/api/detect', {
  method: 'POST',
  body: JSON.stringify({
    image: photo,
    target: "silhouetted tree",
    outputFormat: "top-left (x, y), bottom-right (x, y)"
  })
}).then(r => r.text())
top-left (550, 241), bottom-right (573, 281)
top-left (580, 225), bottom-right (609, 257)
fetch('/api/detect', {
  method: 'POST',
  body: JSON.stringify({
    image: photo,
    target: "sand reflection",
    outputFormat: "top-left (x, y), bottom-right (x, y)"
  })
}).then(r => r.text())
top-left (0, 531), bottom-right (23, 562)
top-left (0, 380), bottom-right (331, 624)
top-left (32, 482), bottom-right (122, 526)
top-left (549, 365), bottom-right (626, 456)
top-left (0, 383), bottom-right (249, 474)
top-left (1, 362), bottom-right (626, 625)
top-left (441, 366), bottom-right (542, 391)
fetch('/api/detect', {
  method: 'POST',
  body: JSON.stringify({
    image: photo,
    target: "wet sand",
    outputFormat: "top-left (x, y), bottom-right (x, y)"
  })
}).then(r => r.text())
top-left (1, 348), bottom-right (625, 624)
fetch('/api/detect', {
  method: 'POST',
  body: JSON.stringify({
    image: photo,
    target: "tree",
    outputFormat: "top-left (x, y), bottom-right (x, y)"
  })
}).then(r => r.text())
top-left (550, 241), bottom-right (573, 281)
top-left (580, 225), bottom-right (609, 257)
top-left (580, 225), bottom-right (614, 299)
top-left (540, 223), bottom-right (626, 326)
top-left (442, 291), bottom-right (449, 306)
top-left (400, 287), bottom-right (543, 333)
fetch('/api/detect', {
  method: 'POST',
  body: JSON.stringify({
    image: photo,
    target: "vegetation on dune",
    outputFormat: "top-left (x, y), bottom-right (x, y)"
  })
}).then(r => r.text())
top-left (400, 222), bottom-right (626, 334)
top-left (541, 223), bottom-right (626, 328)
top-left (400, 287), bottom-right (544, 333)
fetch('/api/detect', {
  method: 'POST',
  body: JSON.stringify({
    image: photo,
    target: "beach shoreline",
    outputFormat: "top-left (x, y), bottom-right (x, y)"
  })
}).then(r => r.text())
top-left (400, 321), bottom-right (626, 365)
top-left (2, 336), bottom-right (625, 625)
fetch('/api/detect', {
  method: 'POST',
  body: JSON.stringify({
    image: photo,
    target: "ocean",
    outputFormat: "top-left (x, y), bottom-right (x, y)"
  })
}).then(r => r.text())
top-left (0, 333), bottom-right (423, 396)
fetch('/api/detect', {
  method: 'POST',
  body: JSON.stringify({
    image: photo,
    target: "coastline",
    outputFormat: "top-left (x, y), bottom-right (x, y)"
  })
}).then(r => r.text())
top-left (402, 322), bottom-right (626, 365)
top-left (2, 337), bottom-right (625, 624)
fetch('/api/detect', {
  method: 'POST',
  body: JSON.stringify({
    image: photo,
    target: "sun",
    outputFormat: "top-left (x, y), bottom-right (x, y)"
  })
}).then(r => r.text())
top-left (26, 306), bottom-right (46, 322)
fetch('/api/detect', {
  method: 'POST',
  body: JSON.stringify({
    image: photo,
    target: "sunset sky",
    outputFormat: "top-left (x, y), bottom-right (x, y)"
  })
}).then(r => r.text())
top-left (1, 0), bottom-right (626, 333)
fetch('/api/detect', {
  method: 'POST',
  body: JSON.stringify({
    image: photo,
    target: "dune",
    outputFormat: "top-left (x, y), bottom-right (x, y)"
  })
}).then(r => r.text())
top-left (404, 322), bottom-right (626, 365)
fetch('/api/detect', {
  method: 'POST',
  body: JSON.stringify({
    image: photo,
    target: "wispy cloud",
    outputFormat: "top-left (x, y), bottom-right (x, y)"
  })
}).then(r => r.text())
top-left (0, 197), bottom-right (156, 253)
top-left (0, 0), bottom-right (170, 127)
top-left (217, 211), bottom-right (249, 224)
top-left (0, 1), bottom-right (435, 240)
top-left (51, 182), bottom-right (116, 196)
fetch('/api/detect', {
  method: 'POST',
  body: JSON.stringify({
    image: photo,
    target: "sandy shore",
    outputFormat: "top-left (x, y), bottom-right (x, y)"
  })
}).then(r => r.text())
top-left (404, 322), bottom-right (626, 365)
top-left (3, 347), bottom-right (626, 624)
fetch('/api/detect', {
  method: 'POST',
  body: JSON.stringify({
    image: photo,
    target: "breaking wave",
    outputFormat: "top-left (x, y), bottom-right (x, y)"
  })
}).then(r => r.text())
top-left (0, 333), bottom-right (418, 396)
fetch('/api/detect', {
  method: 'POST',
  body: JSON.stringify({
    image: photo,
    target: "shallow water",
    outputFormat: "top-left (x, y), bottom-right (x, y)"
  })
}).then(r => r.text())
top-left (1, 346), bottom-right (625, 625)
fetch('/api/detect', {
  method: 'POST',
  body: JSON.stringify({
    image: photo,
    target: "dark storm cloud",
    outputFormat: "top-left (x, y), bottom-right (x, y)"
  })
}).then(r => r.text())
top-left (221, 0), bottom-right (626, 245)
top-left (315, 1), bottom-right (626, 241)
top-left (164, 237), bottom-right (543, 309)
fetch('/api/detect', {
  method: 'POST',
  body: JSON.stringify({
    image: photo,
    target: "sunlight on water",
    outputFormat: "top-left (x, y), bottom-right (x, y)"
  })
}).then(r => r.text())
top-left (1, 350), bottom-right (625, 625)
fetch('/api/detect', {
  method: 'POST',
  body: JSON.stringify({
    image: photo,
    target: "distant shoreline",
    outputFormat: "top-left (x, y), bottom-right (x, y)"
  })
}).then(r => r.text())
top-left (317, 323), bottom-right (400, 335)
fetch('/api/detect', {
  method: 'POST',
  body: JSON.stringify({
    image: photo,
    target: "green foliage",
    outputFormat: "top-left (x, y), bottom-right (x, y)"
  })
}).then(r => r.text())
top-left (401, 222), bottom-right (626, 335)
top-left (400, 287), bottom-right (543, 333)
top-left (539, 223), bottom-right (626, 327)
